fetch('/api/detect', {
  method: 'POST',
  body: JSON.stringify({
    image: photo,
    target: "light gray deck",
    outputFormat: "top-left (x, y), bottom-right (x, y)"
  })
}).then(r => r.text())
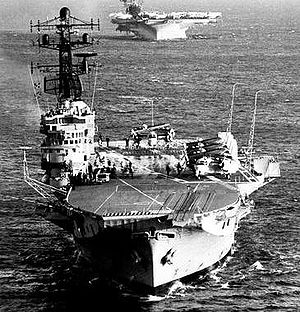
top-left (68, 174), bottom-right (239, 218)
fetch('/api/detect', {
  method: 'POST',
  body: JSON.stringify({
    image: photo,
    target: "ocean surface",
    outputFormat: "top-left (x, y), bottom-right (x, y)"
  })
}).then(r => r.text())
top-left (0, 1), bottom-right (299, 311)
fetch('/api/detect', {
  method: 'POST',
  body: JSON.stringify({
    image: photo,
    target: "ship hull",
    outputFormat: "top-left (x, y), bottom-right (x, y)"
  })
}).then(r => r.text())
top-left (73, 225), bottom-right (235, 290)
top-left (34, 169), bottom-right (246, 290)
top-left (113, 18), bottom-right (214, 41)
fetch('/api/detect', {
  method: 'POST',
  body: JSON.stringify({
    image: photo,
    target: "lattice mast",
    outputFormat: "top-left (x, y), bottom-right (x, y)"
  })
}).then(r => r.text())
top-left (245, 90), bottom-right (262, 169)
top-left (30, 7), bottom-right (100, 103)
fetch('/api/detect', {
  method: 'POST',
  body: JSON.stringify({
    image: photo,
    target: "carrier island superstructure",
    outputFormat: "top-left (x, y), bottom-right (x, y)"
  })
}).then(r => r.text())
top-left (109, 0), bottom-right (222, 40)
top-left (24, 7), bottom-right (280, 292)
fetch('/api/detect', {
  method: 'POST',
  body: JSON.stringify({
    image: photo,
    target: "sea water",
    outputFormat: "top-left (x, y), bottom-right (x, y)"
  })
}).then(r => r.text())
top-left (0, 1), bottom-right (299, 311)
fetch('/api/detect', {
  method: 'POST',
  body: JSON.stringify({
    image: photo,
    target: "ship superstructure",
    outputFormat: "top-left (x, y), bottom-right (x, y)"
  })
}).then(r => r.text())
top-left (23, 8), bottom-right (280, 292)
top-left (29, 7), bottom-right (100, 191)
top-left (109, 0), bottom-right (222, 40)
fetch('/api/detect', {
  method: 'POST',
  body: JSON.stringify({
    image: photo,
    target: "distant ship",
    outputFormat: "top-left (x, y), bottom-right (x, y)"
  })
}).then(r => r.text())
top-left (109, 0), bottom-right (222, 40)
top-left (24, 7), bottom-right (280, 292)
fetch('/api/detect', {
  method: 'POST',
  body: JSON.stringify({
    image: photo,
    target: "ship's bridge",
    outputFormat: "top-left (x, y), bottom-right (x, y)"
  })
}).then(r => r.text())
top-left (40, 100), bottom-right (94, 131)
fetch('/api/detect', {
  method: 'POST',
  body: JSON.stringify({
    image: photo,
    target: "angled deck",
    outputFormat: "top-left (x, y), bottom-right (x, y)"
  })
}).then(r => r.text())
top-left (68, 174), bottom-right (239, 219)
